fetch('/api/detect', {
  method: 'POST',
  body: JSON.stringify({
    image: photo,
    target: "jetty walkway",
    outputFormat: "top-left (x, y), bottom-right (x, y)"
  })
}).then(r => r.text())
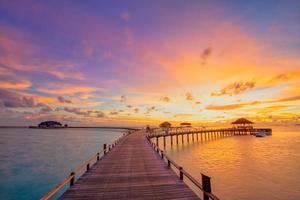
top-left (42, 129), bottom-right (221, 200)
top-left (42, 126), bottom-right (271, 200)
top-left (59, 130), bottom-right (200, 200)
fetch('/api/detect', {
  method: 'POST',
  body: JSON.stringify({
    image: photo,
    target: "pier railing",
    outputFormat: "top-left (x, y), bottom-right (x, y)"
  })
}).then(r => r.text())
top-left (146, 135), bottom-right (220, 200)
top-left (40, 132), bottom-right (131, 200)
top-left (147, 127), bottom-right (272, 140)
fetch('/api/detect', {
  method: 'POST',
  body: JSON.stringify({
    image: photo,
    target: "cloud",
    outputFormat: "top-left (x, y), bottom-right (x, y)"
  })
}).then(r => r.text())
top-left (185, 92), bottom-right (194, 101)
top-left (145, 106), bottom-right (157, 114)
top-left (110, 111), bottom-right (119, 115)
top-left (278, 95), bottom-right (300, 102)
top-left (39, 105), bottom-right (53, 114)
top-left (47, 70), bottom-right (84, 80)
top-left (275, 73), bottom-right (288, 81)
top-left (57, 96), bottom-right (72, 104)
top-left (160, 96), bottom-right (171, 102)
top-left (195, 101), bottom-right (201, 104)
top-left (0, 89), bottom-right (35, 107)
top-left (0, 89), bottom-right (54, 116)
top-left (126, 105), bottom-right (132, 108)
top-left (133, 108), bottom-right (139, 113)
top-left (201, 47), bottom-right (212, 65)
top-left (63, 107), bottom-right (86, 115)
top-left (0, 73), bottom-right (32, 89)
top-left (39, 85), bottom-right (97, 95)
top-left (211, 81), bottom-right (256, 96)
top-left (96, 112), bottom-right (105, 118)
top-left (206, 95), bottom-right (300, 111)
top-left (206, 104), bottom-right (244, 110)
top-left (173, 113), bottom-right (196, 118)
top-left (120, 95), bottom-right (127, 103)
top-left (62, 107), bottom-right (106, 118)
top-left (0, 24), bottom-right (84, 81)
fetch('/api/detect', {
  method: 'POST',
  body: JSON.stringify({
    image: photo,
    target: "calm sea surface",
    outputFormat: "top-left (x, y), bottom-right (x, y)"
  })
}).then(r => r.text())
top-left (1, 126), bottom-right (299, 200)
top-left (0, 128), bottom-right (126, 200)
top-left (158, 125), bottom-right (300, 200)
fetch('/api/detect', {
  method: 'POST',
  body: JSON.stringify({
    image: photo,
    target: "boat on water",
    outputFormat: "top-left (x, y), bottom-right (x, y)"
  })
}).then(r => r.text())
top-left (255, 130), bottom-right (266, 137)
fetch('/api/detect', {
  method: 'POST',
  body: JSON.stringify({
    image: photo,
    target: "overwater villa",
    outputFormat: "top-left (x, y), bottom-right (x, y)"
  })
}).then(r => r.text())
top-left (231, 118), bottom-right (253, 129)
top-left (38, 121), bottom-right (63, 128)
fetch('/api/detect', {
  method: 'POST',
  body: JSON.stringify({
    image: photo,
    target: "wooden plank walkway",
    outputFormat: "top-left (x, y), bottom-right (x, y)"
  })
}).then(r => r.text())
top-left (60, 130), bottom-right (199, 200)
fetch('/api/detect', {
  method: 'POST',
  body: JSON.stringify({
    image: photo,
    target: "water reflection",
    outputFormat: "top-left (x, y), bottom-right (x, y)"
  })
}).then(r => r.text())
top-left (0, 128), bottom-right (125, 200)
top-left (158, 126), bottom-right (300, 200)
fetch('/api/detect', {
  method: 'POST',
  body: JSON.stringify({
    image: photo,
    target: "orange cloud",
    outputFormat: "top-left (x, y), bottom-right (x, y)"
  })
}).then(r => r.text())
top-left (206, 104), bottom-right (244, 110)
top-left (38, 85), bottom-right (97, 95)
top-left (185, 92), bottom-right (194, 101)
top-left (0, 80), bottom-right (32, 89)
top-left (211, 81), bottom-right (256, 96)
top-left (206, 94), bottom-right (300, 111)
top-left (160, 96), bottom-right (171, 102)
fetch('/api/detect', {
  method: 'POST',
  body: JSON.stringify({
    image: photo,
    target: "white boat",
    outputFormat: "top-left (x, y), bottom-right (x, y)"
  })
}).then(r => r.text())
top-left (255, 130), bottom-right (266, 137)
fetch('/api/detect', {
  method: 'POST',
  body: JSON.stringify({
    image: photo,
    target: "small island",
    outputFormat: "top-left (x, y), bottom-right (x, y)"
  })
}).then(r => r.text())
top-left (29, 121), bottom-right (68, 129)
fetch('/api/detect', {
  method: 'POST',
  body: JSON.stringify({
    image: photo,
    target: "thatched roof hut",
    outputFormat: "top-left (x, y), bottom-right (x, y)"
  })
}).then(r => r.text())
top-left (231, 118), bottom-right (253, 125)
top-left (159, 121), bottom-right (171, 129)
top-left (180, 122), bottom-right (192, 127)
top-left (231, 118), bottom-right (253, 129)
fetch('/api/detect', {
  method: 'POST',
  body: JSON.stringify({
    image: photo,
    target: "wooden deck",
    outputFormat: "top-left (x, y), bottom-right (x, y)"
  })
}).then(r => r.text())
top-left (60, 130), bottom-right (199, 200)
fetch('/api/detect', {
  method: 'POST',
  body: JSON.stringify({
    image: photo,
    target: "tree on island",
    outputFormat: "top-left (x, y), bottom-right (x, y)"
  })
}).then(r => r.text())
top-left (38, 121), bottom-right (62, 128)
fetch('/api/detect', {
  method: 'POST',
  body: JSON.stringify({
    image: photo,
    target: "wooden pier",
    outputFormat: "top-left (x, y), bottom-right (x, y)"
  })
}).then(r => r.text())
top-left (148, 128), bottom-right (272, 148)
top-left (42, 130), bottom-right (220, 200)
top-left (41, 126), bottom-right (271, 200)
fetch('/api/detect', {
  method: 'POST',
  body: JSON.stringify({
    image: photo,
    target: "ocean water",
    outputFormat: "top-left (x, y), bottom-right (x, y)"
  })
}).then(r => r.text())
top-left (1, 126), bottom-right (299, 200)
top-left (158, 125), bottom-right (300, 200)
top-left (0, 128), bottom-right (126, 200)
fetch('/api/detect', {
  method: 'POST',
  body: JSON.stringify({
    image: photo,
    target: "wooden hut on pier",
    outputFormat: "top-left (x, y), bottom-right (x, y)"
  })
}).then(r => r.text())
top-left (159, 121), bottom-right (171, 129)
top-left (232, 118), bottom-right (253, 129)
top-left (180, 122), bottom-right (192, 128)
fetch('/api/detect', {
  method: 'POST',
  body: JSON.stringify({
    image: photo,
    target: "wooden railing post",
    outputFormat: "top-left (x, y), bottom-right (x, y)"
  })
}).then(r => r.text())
top-left (161, 151), bottom-right (164, 159)
top-left (167, 159), bottom-right (171, 167)
top-left (86, 163), bottom-right (90, 171)
top-left (202, 174), bottom-right (211, 200)
top-left (179, 167), bottom-right (183, 180)
top-left (70, 172), bottom-right (75, 186)
top-left (97, 153), bottom-right (100, 161)
top-left (103, 143), bottom-right (107, 154)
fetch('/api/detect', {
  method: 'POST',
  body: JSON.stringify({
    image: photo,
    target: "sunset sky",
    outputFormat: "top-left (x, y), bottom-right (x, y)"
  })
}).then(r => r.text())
top-left (0, 0), bottom-right (299, 126)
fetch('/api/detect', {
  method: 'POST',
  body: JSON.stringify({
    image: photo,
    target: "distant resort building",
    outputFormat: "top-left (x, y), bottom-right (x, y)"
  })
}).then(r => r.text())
top-left (38, 121), bottom-right (63, 128)
top-left (232, 118), bottom-right (253, 129)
